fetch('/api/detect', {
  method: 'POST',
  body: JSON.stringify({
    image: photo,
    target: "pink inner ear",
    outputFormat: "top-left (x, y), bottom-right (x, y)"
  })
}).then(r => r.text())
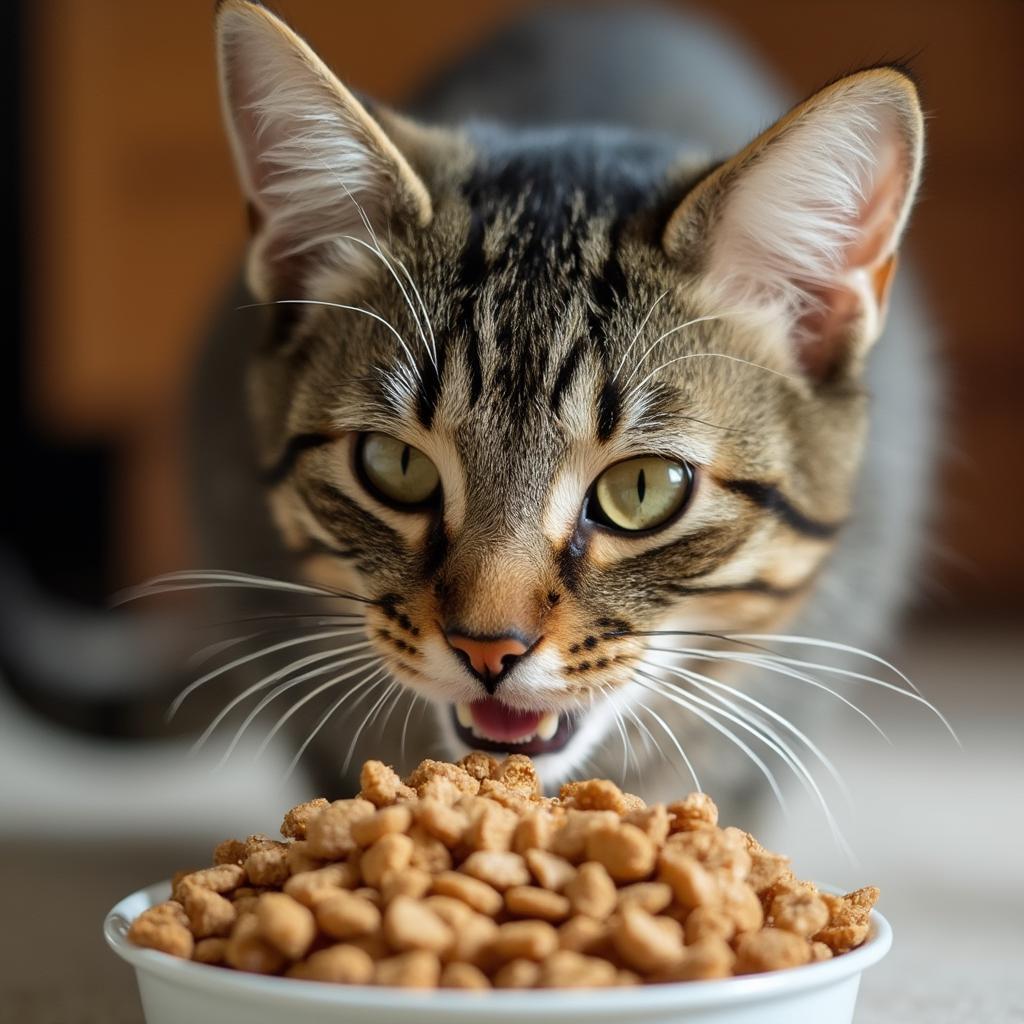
top-left (796, 127), bottom-right (909, 380)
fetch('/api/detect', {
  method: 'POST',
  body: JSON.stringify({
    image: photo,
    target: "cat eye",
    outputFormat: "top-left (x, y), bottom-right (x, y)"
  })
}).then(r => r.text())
top-left (587, 456), bottom-right (694, 533)
top-left (357, 432), bottom-right (440, 508)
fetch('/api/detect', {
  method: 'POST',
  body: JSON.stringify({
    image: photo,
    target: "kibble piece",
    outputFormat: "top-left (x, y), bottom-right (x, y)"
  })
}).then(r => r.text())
top-left (616, 881), bottom-right (673, 915)
top-left (611, 905), bottom-right (685, 974)
top-left (359, 760), bottom-right (415, 807)
top-left (734, 928), bottom-right (812, 974)
top-left (493, 958), bottom-right (541, 989)
top-left (405, 759), bottom-right (479, 798)
top-left (550, 810), bottom-right (619, 863)
top-left (213, 839), bottom-right (247, 866)
top-left (586, 822), bottom-right (656, 883)
top-left (440, 961), bottom-right (491, 989)
top-left (423, 894), bottom-right (475, 929)
top-left (720, 879), bottom-right (765, 932)
top-left (174, 864), bottom-right (245, 901)
top-left (490, 920), bottom-right (559, 962)
top-left (351, 804), bottom-right (413, 847)
top-left (539, 949), bottom-right (618, 988)
top-left (669, 827), bottom-right (752, 883)
top-left (288, 943), bottom-right (374, 984)
top-left (460, 850), bottom-right (530, 891)
top-left (564, 862), bottom-right (617, 920)
top-left (813, 887), bottom-right (877, 954)
top-left (379, 867), bottom-right (432, 904)
top-left (415, 798), bottom-right (469, 847)
top-left (525, 849), bottom-right (576, 892)
top-left (314, 889), bottom-right (381, 941)
top-left (245, 845), bottom-right (291, 887)
top-left (770, 885), bottom-right (829, 938)
top-left (256, 892), bottom-right (316, 960)
top-left (306, 799), bottom-right (375, 860)
top-left (281, 798), bottom-right (329, 840)
top-left (431, 870), bottom-right (503, 916)
top-left (684, 905), bottom-right (736, 944)
top-left (810, 941), bottom-right (833, 962)
top-left (184, 886), bottom-right (236, 939)
top-left (458, 751), bottom-right (500, 782)
top-left (224, 914), bottom-right (286, 975)
top-left (624, 804), bottom-right (671, 846)
top-left (560, 778), bottom-right (628, 814)
top-left (128, 903), bottom-right (194, 959)
top-left (444, 911), bottom-right (498, 967)
top-left (667, 792), bottom-right (719, 831)
top-left (283, 863), bottom-right (358, 907)
top-left (192, 937), bottom-right (228, 965)
top-left (653, 936), bottom-right (736, 982)
top-left (513, 809), bottom-right (557, 854)
top-left (383, 896), bottom-right (453, 954)
top-left (478, 779), bottom-right (533, 814)
top-left (285, 841), bottom-right (323, 876)
top-left (462, 798), bottom-right (518, 852)
top-left (658, 847), bottom-right (719, 908)
top-left (558, 915), bottom-right (609, 956)
top-left (360, 832), bottom-right (414, 888)
top-left (505, 886), bottom-right (571, 922)
top-left (494, 754), bottom-right (541, 797)
top-left (408, 825), bottom-right (454, 873)
top-left (374, 950), bottom-right (441, 988)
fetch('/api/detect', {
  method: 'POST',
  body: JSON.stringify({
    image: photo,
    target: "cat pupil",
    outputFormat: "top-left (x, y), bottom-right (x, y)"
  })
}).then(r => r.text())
top-left (637, 468), bottom-right (646, 504)
top-left (400, 445), bottom-right (411, 476)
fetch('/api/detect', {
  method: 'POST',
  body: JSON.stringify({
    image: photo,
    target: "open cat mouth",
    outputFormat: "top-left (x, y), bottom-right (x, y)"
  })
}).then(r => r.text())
top-left (450, 699), bottom-right (576, 755)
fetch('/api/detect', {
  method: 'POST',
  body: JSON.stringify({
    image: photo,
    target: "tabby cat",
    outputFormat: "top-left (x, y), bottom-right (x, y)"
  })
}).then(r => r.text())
top-left (186, 1), bottom-right (938, 814)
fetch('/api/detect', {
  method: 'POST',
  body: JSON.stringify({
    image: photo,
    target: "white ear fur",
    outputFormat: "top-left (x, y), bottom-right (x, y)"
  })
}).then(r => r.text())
top-left (216, 0), bottom-right (432, 299)
top-left (666, 70), bottom-right (923, 378)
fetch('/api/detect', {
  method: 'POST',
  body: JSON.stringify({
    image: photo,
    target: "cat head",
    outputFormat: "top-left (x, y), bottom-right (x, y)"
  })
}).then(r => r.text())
top-left (215, 1), bottom-right (924, 782)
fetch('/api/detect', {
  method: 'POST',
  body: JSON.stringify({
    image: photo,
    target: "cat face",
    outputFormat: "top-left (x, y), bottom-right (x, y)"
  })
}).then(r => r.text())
top-left (216, 2), bottom-right (923, 783)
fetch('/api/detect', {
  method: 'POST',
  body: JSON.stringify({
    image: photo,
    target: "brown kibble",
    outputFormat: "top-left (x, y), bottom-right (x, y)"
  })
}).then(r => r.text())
top-left (423, 894), bottom-right (475, 929)
top-left (560, 778), bottom-right (627, 814)
top-left (374, 950), bottom-right (441, 988)
top-left (288, 943), bottom-right (375, 984)
top-left (658, 847), bottom-right (720, 908)
top-left (611, 905), bottom-right (685, 974)
top-left (550, 810), bottom-right (619, 863)
top-left (654, 937), bottom-right (736, 982)
top-left (810, 941), bottom-right (833, 961)
top-left (192, 937), bottom-right (228, 965)
top-left (360, 832), bottom-right (414, 888)
top-left (623, 804), bottom-right (671, 846)
top-left (128, 903), bottom-right (194, 959)
top-left (734, 928), bottom-right (812, 974)
top-left (184, 886), bottom-right (236, 939)
top-left (285, 841), bottom-right (323, 876)
top-left (494, 753), bottom-right (541, 796)
top-left (224, 914), bottom-right (286, 975)
top-left (444, 912), bottom-right (498, 967)
top-left (770, 885), bottom-right (829, 938)
top-left (525, 848), bottom-right (576, 892)
top-left (383, 896), bottom-right (453, 954)
top-left (493, 958), bottom-right (540, 989)
top-left (245, 845), bottom-right (291, 887)
top-left (558, 915), bottom-right (609, 956)
top-left (684, 905), bottom-right (736, 944)
top-left (408, 825), bottom-right (454, 873)
top-left (314, 890), bottom-right (381, 941)
top-left (721, 879), bottom-right (765, 932)
top-left (415, 798), bottom-right (469, 847)
top-left (513, 809), bottom-right (557, 854)
top-left (431, 871), bottom-right (503, 916)
top-left (280, 798), bottom-right (329, 840)
top-left (616, 882), bottom-right (673, 915)
top-left (405, 759), bottom-right (479, 798)
top-left (174, 864), bottom-right (245, 902)
top-left (586, 822), bottom-right (656, 883)
top-left (490, 920), bottom-right (559, 962)
top-left (812, 887), bottom-right (877, 954)
top-left (283, 863), bottom-right (359, 907)
top-left (462, 798), bottom-right (519, 852)
top-left (460, 850), bottom-right (530, 891)
top-left (505, 886), bottom-right (571, 922)
top-left (478, 779), bottom-right (533, 814)
top-left (440, 961), bottom-right (492, 989)
top-left (256, 892), bottom-right (316, 960)
top-left (539, 949), bottom-right (618, 988)
top-left (359, 760), bottom-right (414, 807)
top-left (305, 799), bottom-right (375, 859)
top-left (351, 804), bottom-right (413, 847)
top-left (458, 751), bottom-right (500, 782)
top-left (379, 867), bottom-right (432, 904)
top-left (564, 862), bottom-right (617, 920)
top-left (667, 792), bottom-right (719, 832)
top-left (213, 839), bottom-right (247, 866)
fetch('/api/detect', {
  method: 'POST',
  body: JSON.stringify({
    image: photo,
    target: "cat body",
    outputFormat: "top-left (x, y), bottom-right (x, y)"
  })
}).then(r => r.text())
top-left (191, 3), bottom-right (936, 815)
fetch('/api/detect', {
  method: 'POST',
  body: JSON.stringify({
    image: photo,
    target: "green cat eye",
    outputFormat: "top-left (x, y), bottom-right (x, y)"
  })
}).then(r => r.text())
top-left (589, 456), bottom-right (693, 533)
top-left (357, 432), bottom-right (440, 508)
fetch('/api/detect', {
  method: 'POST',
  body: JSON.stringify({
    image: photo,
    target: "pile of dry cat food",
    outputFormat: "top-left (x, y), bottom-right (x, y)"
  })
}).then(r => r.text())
top-left (128, 754), bottom-right (877, 989)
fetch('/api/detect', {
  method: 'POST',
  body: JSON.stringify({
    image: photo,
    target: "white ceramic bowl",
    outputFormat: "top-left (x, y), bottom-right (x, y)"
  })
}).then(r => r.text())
top-left (105, 881), bottom-right (891, 1024)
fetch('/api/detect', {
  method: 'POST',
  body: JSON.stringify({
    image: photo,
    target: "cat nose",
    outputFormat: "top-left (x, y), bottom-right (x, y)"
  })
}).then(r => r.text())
top-left (444, 630), bottom-right (533, 694)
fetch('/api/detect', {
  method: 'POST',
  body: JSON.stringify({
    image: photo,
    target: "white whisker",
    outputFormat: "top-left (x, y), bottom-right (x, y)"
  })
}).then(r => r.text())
top-left (342, 679), bottom-right (401, 775)
top-left (612, 289), bottom-right (669, 380)
top-left (630, 349), bottom-right (798, 395)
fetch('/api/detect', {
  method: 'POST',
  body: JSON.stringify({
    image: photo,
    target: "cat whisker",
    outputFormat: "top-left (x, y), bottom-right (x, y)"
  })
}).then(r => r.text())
top-left (622, 701), bottom-right (689, 789)
top-left (621, 311), bottom-right (745, 388)
top-left (628, 684), bottom-right (702, 793)
top-left (285, 665), bottom-right (389, 778)
top-left (342, 678), bottom-right (403, 776)
top-left (191, 642), bottom-right (372, 753)
top-left (612, 289), bottom-right (669, 381)
top-left (117, 569), bottom-right (376, 606)
top-left (399, 689), bottom-right (422, 769)
top-left (630, 349), bottom-right (799, 396)
top-left (218, 649), bottom-right (379, 765)
top-left (170, 628), bottom-right (366, 720)
top-left (633, 667), bottom-right (786, 809)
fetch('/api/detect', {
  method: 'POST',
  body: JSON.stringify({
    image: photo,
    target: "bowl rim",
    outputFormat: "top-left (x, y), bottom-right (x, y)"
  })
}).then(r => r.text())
top-left (105, 879), bottom-right (891, 1014)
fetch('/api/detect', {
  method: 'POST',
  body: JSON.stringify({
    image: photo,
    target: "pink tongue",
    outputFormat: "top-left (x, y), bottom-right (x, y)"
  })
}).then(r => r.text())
top-left (469, 699), bottom-right (543, 741)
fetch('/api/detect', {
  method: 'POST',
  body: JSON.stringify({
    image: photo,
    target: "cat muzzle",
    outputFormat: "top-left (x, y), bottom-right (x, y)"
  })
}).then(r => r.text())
top-left (450, 698), bottom-right (576, 755)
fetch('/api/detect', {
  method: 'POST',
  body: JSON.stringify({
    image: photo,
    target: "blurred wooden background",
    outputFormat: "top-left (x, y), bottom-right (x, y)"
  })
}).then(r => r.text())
top-left (28, 0), bottom-right (1024, 609)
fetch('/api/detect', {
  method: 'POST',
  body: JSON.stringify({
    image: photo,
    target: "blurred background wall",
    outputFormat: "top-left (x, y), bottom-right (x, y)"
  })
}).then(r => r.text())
top-left (12, 0), bottom-right (1024, 617)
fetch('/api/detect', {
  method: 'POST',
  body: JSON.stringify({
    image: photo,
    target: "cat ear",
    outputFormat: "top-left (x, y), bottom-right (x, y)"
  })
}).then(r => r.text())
top-left (215, 0), bottom-right (432, 300)
top-left (664, 68), bottom-right (924, 380)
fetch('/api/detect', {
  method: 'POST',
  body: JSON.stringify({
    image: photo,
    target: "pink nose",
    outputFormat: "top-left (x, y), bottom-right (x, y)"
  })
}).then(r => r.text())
top-left (446, 632), bottom-right (530, 681)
